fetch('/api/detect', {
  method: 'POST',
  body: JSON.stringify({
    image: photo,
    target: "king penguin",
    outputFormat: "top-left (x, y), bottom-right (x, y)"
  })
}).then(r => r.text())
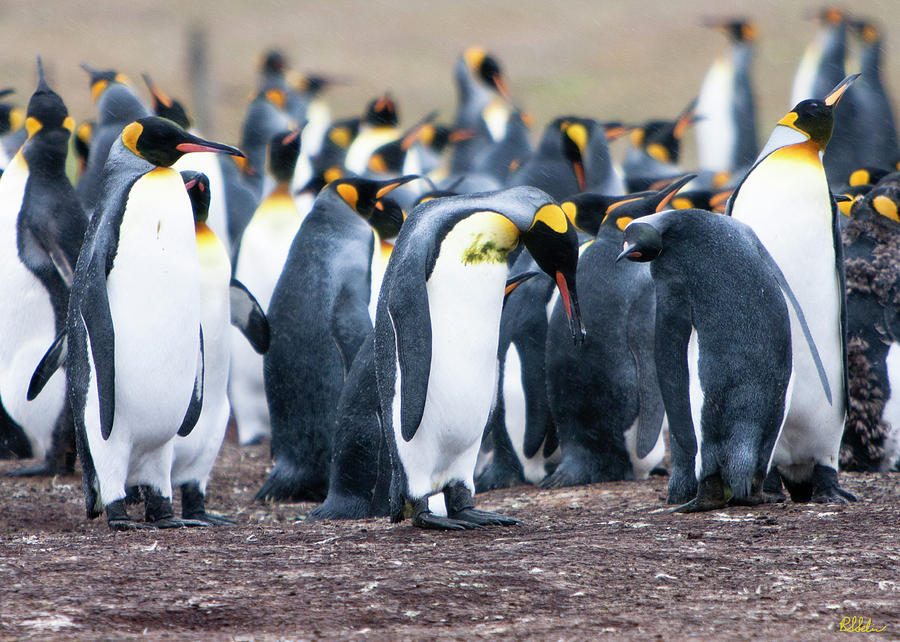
top-left (727, 75), bottom-right (858, 503)
top-left (257, 175), bottom-right (415, 502)
top-left (0, 59), bottom-right (86, 476)
top-left (229, 129), bottom-right (304, 446)
top-left (239, 86), bottom-right (293, 200)
top-left (542, 178), bottom-right (695, 490)
top-left (63, 116), bottom-right (243, 530)
top-left (375, 187), bottom-right (585, 530)
top-left (619, 208), bottom-right (830, 510)
top-left (694, 18), bottom-right (758, 176)
top-left (75, 65), bottom-right (149, 213)
top-left (343, 93), bottom-right (402, 176)
top-left (172, 170), bottom-right (269, 523)
top-left (840, 180), bottom-right (900, 472)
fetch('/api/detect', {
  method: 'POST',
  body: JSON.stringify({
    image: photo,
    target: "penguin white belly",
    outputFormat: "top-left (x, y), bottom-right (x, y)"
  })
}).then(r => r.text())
top-left (344, 127), bottom-right (400, 175)
top-left (791, 37), bottom-right (825, 104)
top-left (174, 151), bottom-right (229, 249)
top-left (300, 99), bottom-right (330, 160)
top-left (172, 229), bottom-right (231, 490)
top-left (369, 236), bottom-right (393, 323)
top-left (229, 192), bottom-right (302, 444)
top-left (731, 149), bottom-right (844, 471)
top-left (695, 57), bottom-right (736, 173)
top-left (393, 212), bottom-right (516, 498)
top-left (881, 343), bottom-right (900, 470)
top-left (0, 155), bottom-right (63, 457)
top-left (687, 329), bottom-right (704, 479)
top-left (290, 151), bottom-right (314, 211)
top-left (85, 169), bottom-right (201, 503)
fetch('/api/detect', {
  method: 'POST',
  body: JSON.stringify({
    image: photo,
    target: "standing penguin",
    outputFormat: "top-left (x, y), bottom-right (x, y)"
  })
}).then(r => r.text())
top-left (375, 187), bottom-right (585, 530)
top-left (229, 129), bottom-right (303, 446)
top-left (542, 178), bottom-right (695, 490)
top-left (64, 116), bottom-right (243, 530)
top-left (619, 209), bottom-right (830, 510)
top-left (694, 18), bottom-right (758, 175)
top-left (172, 171), bottom-right (269, 523)
top-left (0, 59), bottom-right (86, 476)
top-left (728, 75), bottom-right (858, 503)
top-left (257, 175), bottom-right (415, 502)
top-left (143, 74), bottom-right (257, 258)
top-left (74, 65), bottom-right (149, 212)
top-left (239, 87), bottom-right (293, 200)
top-left (841, 181), bottom-right (900, 472)
top-left (847, 20), bottom-right (900, 171)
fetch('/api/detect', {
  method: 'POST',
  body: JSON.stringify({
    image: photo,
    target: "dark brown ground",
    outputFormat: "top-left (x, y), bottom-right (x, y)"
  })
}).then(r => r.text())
top-left (0, 441), bottom-right (897, 640)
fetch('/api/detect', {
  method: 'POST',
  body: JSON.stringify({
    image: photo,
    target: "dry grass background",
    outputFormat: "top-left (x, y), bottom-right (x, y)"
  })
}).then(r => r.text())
top-left (2, 0), bottom-right (900, 163)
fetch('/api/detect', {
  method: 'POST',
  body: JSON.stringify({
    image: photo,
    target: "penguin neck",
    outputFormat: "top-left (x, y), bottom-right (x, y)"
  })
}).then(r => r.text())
top-left (860, 44), bottom-right (882, 79)
top-left (22, 134), bottom-right (69, 179)
top-left (270, 182), bottom-right (291, 197)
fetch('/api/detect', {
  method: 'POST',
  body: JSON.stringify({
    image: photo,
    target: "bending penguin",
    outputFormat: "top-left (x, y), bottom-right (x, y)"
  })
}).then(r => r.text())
top-left (173, 171), bottom-right (269, 523)
top-left (375, 186), bottom-right (585, 530)
top-left (52, 117), bottom-right (243, 529)
top-left (0, 58), bottom-right (86, 476)
top-left (257, 174), bottom-right (415, 503)
top-left (727, 75), bottom-right (858, 503)
top-left (618, 208), bottom-right (831, 511)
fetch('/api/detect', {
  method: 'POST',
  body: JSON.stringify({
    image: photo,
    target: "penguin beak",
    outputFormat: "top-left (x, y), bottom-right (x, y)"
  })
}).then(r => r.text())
top-left (493, 74), bottom-right (512, 102)
top-left (824, 74), bottom-right (860, 108)
top-left (555, 270), bottom-right (586, 344)
top-left (616, 242), bottom-right (643, 263)
top-left (176, 132), bottom-right (245, 157)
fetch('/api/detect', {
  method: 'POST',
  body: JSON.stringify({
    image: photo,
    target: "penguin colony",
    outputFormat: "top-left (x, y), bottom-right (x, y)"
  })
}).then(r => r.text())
top-left (2, 6), bottom-right (899, 533)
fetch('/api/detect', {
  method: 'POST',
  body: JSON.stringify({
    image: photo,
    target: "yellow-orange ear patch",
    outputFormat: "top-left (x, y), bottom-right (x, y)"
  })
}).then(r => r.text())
top-left (561, 201), bottom-right (577, 225)
top-left (646, 143), bottom-right (669, 163)
top-left (336, 183), bottom-right (359, 209)
top-left (9, 108), bottom-right (25, 132)
top-left (872, 195), bottom-right (900, 222)
top-left (671, 197), bottom-right (693, 210)
top-left (849, 169), bottom-right (870, 186)
top-left (531, 204), bottom-right (568, 233)
top-left (25, 116), bottom-right (41, 138)
top-left (329, 126), bottom-right (352, 148)
top-left (91, 80), bottom-right (109, 104)
top-left (121, 121), bottom-right (143, 156)
top-left (616, 216), bottom-right (634, 231)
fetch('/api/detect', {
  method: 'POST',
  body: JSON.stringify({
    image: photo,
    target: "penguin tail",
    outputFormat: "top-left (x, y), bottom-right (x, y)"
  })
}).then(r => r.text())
top-left (722, 429), bottom-right (759, 501)
top-left (254, 462), bottom-right (327, 503)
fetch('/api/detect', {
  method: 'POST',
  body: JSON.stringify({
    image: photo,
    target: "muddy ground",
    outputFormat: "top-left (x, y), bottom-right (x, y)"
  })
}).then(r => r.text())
top-left (0, 439), bottom-right (897, 640)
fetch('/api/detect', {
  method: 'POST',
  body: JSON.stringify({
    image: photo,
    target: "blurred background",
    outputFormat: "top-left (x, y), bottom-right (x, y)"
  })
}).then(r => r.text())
top-left (1, 0), bottom-right (898, 158)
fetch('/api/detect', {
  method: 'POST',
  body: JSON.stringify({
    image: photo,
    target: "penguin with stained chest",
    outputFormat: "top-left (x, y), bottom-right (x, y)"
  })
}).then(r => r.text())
top-left (171, 171), bottom-right (269, 523)
top-left (619, 208), bottom-right (830, 510)
top-left (62, 116), bottom-right (244, 529)
top-left (694, 18), bottom-right (758, 175)
top-left (727, 75), bottom-right (858, 503)
top-left (229, 129), bottom-right (304, 446)
top-left (0, 60), bottom-right (86, 476)
top-left (375, 187), bottom-right (585, 530)
top-left (542, 178), bottom-right (695, 490)
top-left (840, 180), bottom-right (900, 472)
top-left (75, 65), bottom-right (149, 213)
top-left (257, 175), bottom-right (415, 502)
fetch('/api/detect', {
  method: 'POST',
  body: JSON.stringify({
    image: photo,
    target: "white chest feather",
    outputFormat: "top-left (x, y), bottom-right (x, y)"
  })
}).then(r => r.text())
top-left (695, 56), bottom-right (736, 173)
top-left (344, 126), bottom-right (401, 175)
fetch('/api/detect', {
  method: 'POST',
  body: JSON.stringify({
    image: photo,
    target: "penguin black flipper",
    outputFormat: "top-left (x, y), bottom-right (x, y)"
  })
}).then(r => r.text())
top-left (629, 284), bottom-right (666, 460)
top-left (386, 270), bottom-right (432, 442)
top-left (229, 278), bottom-right (270, 354)
top-left (27, 330), bottom-right (68, 401)
top-left (176, 326), bottom-right (204, 437)
top-left (749, 231), bottom-right (833, 405)
top-left (653, 284), bottom-right (697, 504)
top-left (81, 253), bottom-right (116, 441)
top-left (503, 271), bottom-right (538, 304)
top-left (831, 195), bottom-right (850, 411)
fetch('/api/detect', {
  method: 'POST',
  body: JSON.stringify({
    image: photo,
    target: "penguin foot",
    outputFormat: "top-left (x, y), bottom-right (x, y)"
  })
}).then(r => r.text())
top-left (413, 510), bottom-right (484, 531)
top-left (762, 469), bottom-right (787, 503)
top-left (187, 512), bottom-right (236, 526)
top-left (141, 485), bottom-right (191, 528)
top-left (180, 482), bottom-right (236, 525)
top-left (449, 508), bottom-right (521, 527)
top-left (810, 464), bottom-right (857, 503)
top-left (649, 466), bottom-right (669, 477)
top-left (106, 500), bottom-right (152, 531)
top-left (670, 474), bottom-right (731, 513)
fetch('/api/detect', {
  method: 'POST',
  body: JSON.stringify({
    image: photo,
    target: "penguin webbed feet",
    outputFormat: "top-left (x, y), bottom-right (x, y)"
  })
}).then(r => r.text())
top-left (180, 482), bottom-right (236, 526)
top-left (412, 508), bottom-right (485, 531)
top-left (5, 460), bottom-right (74, 478)
top-left (444, 481), bottom-right (520, 528)
top-left (809, 464), bottom-right (858, 504)
top-left (668, 472), bottom-right (732, 514)
top-left (142, 485), bottom-right (208, 528)
top-left (105, 499), bottom-right (153, 531)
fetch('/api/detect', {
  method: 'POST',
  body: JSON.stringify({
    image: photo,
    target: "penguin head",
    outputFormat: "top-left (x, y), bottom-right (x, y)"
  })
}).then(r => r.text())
top-left (560, 192), bottom-right (639, 236)
top-left (142, 74), bottom-right (191, 129)
top-left (463, 47), bottom-right (511, 100)
top-left (858, 183), bottom-right (900, 226)
top-left (630, 100), bottom-right (697, 164)
top-left (560, 118), bottom-right (591, 192)
top-left (519, 196), bottom-right (585, 343)
top-left (328, 174), bottom-right (418, 224)
top-left (180, 170), bottom-right (210, 224)
top-left (293, 73), bottom-right (346, 97)
top-left (365, 92), bottom-right (399, 127)
top-left (25, 57), bottom-right (72, 137)
top-left (771, 74), bottom-right (859, 152)
top-left (369, 196), bottom-right (406, 241)
top-left (262, 49), bottom-right (287, 75)
top-left (814, 7), bottom-right (846, 27)
top-left (848, 167), bottom-right (890, 188)
top-left (267, 128), bottom-right (302, 183)
top-left (849, 19), bottom-right (881, 45)
top-left (120, 116), bottom-right (244, 167)
top-left (836, 186), bottom-right (870, 217)
top-left (618, 219), bottom-right (664, 263)
top-left (80, 63), bottom-right (129, 104)
top-left (704, 17), bottom-right (757, 43)
top-left (0, 89), bottom-right (24, 137)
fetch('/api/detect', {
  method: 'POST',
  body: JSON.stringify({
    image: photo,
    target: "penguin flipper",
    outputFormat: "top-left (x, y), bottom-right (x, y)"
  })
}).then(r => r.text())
top-left (330, 279), bottom-right (372, 377)
top-left (387, 280), bottom-right (432, 442)
top-left (81, 262), bottom-right (116, 440)
top-left (628, 286), bottom-right (666, 459)
top-left (229, 278), bottom-right (270, 354)
top-left (177, 326), bottom-right (204, 437)
top-left (654, 288), bottom-right (696, 460)
top-left (831, 196), bottom-right (849, 411)
top-left (27, 330), bottom-right (68, 401)
top-left (752, 234), bottom-right (833, 405)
